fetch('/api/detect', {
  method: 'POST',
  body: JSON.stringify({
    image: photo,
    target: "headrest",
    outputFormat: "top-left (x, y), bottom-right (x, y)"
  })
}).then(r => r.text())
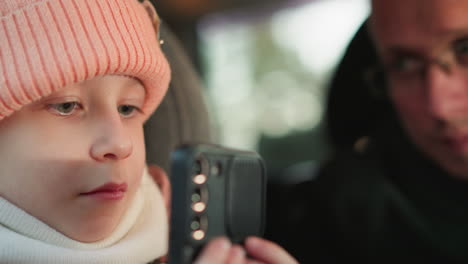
top-left (144, 24), bottom-right (214, 173)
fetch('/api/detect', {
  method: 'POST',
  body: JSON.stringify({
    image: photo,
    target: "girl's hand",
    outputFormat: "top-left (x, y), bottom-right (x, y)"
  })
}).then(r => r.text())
top-left (193, 236), bottom-right (299, 264)
top-left (243, 236), bottom-right (299, 264)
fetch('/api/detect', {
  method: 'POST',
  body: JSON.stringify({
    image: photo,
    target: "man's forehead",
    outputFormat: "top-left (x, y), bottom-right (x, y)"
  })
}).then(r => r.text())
top-left (371, 0), bottom-right (468, 52)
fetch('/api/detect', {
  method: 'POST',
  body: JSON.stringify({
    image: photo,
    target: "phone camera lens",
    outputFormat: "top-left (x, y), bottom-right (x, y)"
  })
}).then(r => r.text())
top-left (190, 215), bottom-right (208, 241)
top-left (192, 202), bottom-right (206, 213)
top-left (191, 189), bottom-right (202, 203)
top-left (190, 220), bottom-right (201, 230)
top-left (192, 230), bottom-right (205, 241)
top-left (191, 186), bottom-right (208, 213)
top-left (190, 215), bottom-right (206, 230)
top-left (193, 174), bottom-right (207, 185)
top-left (193, 157), bottom-right (209, 184)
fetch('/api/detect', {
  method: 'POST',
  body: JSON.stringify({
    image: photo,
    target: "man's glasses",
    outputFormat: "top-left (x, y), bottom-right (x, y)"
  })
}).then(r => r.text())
top-left (364, 38), bottom-right (468, 93)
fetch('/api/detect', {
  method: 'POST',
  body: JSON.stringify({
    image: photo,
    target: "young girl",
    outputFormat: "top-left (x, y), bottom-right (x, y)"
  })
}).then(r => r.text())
top-left (0, 0), bottom-right (298, 263)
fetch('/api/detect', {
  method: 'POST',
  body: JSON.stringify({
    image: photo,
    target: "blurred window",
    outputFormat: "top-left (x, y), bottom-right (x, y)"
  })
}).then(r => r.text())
top-left (199, 0), bottom-right (370, 156)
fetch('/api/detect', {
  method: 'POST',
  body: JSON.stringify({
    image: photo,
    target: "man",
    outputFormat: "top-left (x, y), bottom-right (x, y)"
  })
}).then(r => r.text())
top-left (267, 0), bottom-right (468, 263)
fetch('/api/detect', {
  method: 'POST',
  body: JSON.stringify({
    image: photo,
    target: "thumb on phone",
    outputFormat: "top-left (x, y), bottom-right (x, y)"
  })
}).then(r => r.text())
top-left (244, 236), bottom-right (299, 264)
top-left (193, 237), bottom-right (231, 264)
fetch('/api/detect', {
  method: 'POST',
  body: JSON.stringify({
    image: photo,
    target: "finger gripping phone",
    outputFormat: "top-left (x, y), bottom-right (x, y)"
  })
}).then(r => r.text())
top-left (168, 144), bottom-right (266, 264)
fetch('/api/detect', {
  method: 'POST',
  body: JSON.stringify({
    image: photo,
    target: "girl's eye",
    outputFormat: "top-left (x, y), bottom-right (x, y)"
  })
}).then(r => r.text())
top-left (118, 105), bottom-right (139, 117)
top-left (48, 102), bottom-right (80, 116)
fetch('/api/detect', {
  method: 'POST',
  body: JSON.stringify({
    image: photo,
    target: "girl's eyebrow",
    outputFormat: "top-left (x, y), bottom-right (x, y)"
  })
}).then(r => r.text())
top-left (40, 89), bottom-right (79, 100)
top-left (117, 75), bottom-right (143, 85)
top-left (121, 78), bottom-right (146, 95)
top-left (25, 93), bottom-right (73, 109)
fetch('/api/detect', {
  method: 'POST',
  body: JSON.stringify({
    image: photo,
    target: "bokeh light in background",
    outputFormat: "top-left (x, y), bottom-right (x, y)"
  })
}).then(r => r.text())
top-left (200, 0), bottom-right (370, 152)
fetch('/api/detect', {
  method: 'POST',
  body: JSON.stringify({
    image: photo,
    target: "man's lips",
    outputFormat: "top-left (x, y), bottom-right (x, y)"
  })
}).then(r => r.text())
top-left (80, 183), bottom-right (128, 200)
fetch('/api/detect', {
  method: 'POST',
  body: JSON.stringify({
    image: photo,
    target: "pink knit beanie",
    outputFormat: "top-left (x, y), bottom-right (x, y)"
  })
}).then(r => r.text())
top-left (0, 0), bottom-right (170, 121)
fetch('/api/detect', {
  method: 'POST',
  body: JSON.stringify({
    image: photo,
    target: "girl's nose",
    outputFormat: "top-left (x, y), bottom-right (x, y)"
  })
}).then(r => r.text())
top-left (89, 118), bottom-right (133, 162)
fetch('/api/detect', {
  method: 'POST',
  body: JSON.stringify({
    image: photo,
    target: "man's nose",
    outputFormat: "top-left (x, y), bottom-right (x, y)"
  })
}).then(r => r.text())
top-left (89, 116), bottom-right (133, 162)
top-left (425, 65), bottom-right (468, 122)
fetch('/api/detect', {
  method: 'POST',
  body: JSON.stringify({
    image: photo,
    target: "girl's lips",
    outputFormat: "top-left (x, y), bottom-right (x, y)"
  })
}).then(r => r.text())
top-left (80, 182), bottom-right (127, 201)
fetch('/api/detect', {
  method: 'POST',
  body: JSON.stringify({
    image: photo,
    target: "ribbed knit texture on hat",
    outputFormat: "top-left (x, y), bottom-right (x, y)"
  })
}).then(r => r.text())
top-left (0, 0), bottom-right (170, 120)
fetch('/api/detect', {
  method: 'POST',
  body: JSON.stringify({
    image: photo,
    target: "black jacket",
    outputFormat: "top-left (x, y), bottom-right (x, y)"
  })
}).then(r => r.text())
top-left (266, 116), bottom-right (468, 263)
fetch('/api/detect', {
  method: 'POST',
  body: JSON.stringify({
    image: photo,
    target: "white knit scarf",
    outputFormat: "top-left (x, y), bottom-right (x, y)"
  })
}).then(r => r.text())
top-left (0, 167), bottom-right (168, 264)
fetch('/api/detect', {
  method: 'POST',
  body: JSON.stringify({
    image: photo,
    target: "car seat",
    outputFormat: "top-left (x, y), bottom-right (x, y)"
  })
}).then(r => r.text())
top-left (144, 24), bottom-right (214, 174)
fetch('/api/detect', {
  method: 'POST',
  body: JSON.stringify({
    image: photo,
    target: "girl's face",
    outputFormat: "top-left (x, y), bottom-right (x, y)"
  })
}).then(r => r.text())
top-left (0, 75), bottom-right (149, 242)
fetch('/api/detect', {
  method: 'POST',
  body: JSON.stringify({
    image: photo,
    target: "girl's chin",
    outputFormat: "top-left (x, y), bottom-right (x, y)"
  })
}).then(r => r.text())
top-left (66, 225), bottom-right (117, 243)
top-left (56, 214), bottom-right (124, 243)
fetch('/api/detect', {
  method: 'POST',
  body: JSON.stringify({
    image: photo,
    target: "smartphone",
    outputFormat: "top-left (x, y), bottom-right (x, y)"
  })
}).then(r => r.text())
top-left (168, 143), bottom-right (266, 264)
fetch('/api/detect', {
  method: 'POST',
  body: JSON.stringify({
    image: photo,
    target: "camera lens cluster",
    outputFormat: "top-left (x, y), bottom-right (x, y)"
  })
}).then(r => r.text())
top-left (191, 158), bottom-right (209, 241)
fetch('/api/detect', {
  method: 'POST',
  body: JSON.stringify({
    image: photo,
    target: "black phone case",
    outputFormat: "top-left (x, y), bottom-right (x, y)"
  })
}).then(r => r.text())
top-left (168, 143), bottom-right (266, 264)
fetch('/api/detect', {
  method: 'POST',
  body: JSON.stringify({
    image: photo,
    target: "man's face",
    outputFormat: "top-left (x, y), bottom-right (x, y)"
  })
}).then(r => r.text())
top-left (0, 75), bottom-right (149, 242)
top-left (371, 0), bottom-right (468, 179)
